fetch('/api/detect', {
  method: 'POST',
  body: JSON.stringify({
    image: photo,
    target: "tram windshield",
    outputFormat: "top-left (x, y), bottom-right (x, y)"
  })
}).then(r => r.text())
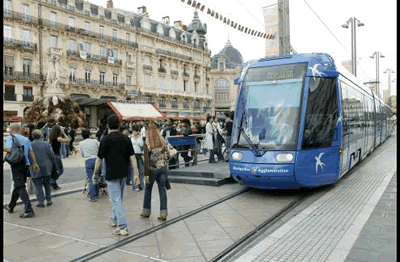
top-left (232, 63), bottom-right (307, 150)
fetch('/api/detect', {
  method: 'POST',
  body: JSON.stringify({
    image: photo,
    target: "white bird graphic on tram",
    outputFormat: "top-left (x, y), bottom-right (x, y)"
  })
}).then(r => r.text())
top-left (309, 64), bottom-right (326, 79)
top-left (315, 153), bottom-right (326, 173)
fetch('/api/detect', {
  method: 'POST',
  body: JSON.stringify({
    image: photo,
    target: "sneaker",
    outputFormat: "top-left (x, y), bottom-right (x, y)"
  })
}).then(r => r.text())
top-left (113, 228), bottom-right (129, 236)
top-left (89, 198), bottom-right (97, 202)
top-left (47, 201), bottom-right (53, 206)
top-left (4, 205), bottom-right (13, 213)
top-left (132, 188), bottom-right (140, 192)
top-left (36, 204), bottom-right (45, 208)
top-left (110, 220), bottom-right (117, 227)
top-left (19, 212), bottom-right (35, 218)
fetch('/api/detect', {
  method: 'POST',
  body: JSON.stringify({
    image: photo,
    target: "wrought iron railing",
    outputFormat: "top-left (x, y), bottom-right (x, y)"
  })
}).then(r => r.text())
top-left (158, 67), bottom-right (166, 73)
top-left (143, 65), bottom-right (153, 71)
top-left (67, 50), bottom-right (122, 65)
top-left (183, 72), bottom-right (190, 77)
top-left (4, 94), bottom-right (17, 101)
top-left (4, 72), bottom-right (42, 82)
top-left (4, 38), bottom-right (37, 52)
top-left (22, 95), bottom-right (34, 102)
top-left (3, 10), bottom-right (39, 24)
top-left (171, 70), bottom-right (179, 75)
top-left (68, 78), bottom-right (124, 89)
top-left (156, 49), bottom-right (192, 61)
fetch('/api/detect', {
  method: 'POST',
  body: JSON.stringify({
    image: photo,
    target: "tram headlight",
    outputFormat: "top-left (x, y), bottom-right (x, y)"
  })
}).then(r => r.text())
top-left (275, 153), bottom-right (294, 162)
top-left (231, 151), bottom-right (243, 161)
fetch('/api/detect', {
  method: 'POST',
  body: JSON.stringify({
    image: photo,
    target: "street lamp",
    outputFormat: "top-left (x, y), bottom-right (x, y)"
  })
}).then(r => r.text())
top-left (384, 69), bottom-right (395, 97)
top-left (342, 17), bottom-right (364, 77)
top-left (370, 52), bottom-right (385, 98)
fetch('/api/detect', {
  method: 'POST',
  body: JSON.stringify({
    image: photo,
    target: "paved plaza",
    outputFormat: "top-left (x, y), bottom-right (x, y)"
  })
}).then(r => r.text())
top-left (3, 134), bottom-right (396, 261)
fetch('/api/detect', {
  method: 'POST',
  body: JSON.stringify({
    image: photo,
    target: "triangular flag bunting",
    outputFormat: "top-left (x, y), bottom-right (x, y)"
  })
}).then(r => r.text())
top-left (187, 0), bottom-right (192, 5)
top-left (207, 8), bottom-right (211, 14)
top-left (192, 1), bottom-right (197, 7)
top-left (200, 5), bottom-right (205, 11)
top-left (196, 3), bottom-right (201, 9)
top-left (223, 17), bottom-right (226, 23)
top-left (211, 10), bottom-right (215, 16)
top-left (234, 23), bottom-right (237, 29)
top-left (244, 28), bottom-right (248, 33)
top-left (215, 13), bottom-right (219, 19)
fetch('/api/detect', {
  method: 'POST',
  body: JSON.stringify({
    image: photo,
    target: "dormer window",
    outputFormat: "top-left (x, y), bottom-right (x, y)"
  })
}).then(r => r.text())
top-left (219, 62), bottom-right (225, 71)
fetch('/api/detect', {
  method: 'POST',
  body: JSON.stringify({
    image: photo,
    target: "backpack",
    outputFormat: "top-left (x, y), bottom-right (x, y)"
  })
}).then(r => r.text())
top-left (5, 135), bottom-right (25, 166)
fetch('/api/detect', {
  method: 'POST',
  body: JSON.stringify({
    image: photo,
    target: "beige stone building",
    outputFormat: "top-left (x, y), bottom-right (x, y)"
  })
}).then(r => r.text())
top-left (210, 39), bottom-right (243, 119)
top-left (4, 0), bottom-right (213, 128)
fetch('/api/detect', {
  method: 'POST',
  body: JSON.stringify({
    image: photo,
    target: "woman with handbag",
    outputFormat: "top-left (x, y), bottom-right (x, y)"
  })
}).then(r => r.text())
top-left (30, 130), bottom-right (57, 207)
top-left (140, 121), bottom-right (177, 221)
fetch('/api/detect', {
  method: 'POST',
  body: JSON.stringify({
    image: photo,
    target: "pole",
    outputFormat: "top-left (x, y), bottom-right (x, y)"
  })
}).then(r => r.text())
top-left (353, 18), bottom-right (357, 77)
top-left (350, 18), bottom-right (356, 76)
top-left (376, 53), bottom-right (380, 98)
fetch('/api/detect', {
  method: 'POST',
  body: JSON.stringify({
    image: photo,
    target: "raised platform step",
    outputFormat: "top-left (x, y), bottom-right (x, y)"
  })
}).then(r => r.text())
top-left (168, 175), bottom-right (234, 187)
top-left (168, 162), bottom-right (233, 186)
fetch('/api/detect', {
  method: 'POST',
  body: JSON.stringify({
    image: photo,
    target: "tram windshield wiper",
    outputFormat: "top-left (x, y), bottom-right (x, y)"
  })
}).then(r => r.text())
top-left (237, 127), bottom-right (259, 153)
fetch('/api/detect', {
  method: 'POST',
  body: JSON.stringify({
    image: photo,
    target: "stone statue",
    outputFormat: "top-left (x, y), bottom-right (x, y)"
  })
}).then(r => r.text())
top-left (47, 54), bottom-right (62, 91)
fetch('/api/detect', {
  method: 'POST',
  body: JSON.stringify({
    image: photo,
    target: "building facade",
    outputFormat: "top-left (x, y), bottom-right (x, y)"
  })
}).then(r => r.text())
top-left (4, 0), bottom-right (213, 128)
top-left (210, 39), bottom-right (243, 118)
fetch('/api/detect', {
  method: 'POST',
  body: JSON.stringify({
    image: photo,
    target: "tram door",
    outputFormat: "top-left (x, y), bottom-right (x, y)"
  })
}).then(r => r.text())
top-left (340, 82), bottom-right (350, 175)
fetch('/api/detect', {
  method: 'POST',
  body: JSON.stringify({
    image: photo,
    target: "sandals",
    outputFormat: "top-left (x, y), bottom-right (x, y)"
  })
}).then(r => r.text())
top-left (158, 215), bottom-right (167, 221)
top-left (140, 213), bottom-right (150, 218)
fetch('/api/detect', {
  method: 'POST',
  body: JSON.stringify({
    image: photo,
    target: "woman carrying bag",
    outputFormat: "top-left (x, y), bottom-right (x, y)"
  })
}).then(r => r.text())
top-left (140, 121), bottom-right (177, 221)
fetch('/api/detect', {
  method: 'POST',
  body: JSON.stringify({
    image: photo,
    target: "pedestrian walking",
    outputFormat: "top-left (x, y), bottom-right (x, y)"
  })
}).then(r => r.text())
top-left (120, 125), bottom-right (133, 186)
top-left (140, 121), bottom-right (177, 221)
top-left (93, 114), bottom-right (139, 236)
top-left (4, 123), bottom-right (40, 218)
top-left (30, 129), bottom-right (56, 207)
top-left (79, 129), bottom-right (100, 201)
top-left (49, 125), bottom-right (70, 190)
top-left (205, 116), bottom-right (216, 163)
top-left (131, 125), bottom-right (145, 191)
top-left (21, 125), bottom-right (35, 195)
top-left (212, 117), bottom-right (224, 162)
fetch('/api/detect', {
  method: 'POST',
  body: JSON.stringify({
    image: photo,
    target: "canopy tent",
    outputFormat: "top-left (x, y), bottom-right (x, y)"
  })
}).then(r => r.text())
top-left (107, 102), bottom-right (167, 121)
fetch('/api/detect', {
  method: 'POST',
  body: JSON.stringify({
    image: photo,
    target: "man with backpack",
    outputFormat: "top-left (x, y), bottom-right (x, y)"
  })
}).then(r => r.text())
top-left (4, 123), bottom-right (40, 218)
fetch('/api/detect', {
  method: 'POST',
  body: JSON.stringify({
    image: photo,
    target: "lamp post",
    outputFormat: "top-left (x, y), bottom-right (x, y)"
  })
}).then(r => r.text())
top-left (384, 69), bottom-right (395, 97)
top-left (342, 17), bottom-right (364, 77)
top-left (370, 52), bottom-right (385, 98)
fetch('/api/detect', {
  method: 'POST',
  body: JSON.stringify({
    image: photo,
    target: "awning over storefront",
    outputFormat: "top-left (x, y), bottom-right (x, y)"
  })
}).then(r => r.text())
top-left (70, 96), bottom-right (111, 106)
top-left (107, 102), bottom-right (167, 121)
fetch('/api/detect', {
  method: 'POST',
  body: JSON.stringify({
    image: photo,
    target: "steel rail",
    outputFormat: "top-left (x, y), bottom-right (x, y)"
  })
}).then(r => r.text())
top-left (70, 187), bottom-right (250, 262)
top-left (210, 192), bottom-right (313, 262)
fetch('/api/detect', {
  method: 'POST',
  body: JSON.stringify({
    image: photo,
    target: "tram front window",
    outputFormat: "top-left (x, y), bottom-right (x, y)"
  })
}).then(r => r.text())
top-left (232, 63), bottom-right (307, 151)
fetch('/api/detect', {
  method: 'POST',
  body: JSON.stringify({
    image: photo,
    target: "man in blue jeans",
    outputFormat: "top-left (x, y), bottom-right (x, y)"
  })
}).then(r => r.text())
top-left (93, 114), bottom-right (139, 236)
top-left (79, 129), bottom-right (100, 201)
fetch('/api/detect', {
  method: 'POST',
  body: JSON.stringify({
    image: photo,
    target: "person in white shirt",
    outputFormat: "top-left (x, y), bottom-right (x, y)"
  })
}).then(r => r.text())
top-left (131, 125), bottom-right (145, 191)
top-left (79, 130), bottom-right (100, 201)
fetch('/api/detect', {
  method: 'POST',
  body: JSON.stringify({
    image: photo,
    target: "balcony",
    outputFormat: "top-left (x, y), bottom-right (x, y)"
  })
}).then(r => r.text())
top-left (194, 74), bottom-right (200, 79)
top-left (171, 70), bottom-right (179, 76)
top-left (23, 95), bottom-right (34, 102)
top-left (40, 18), bottom-right (139, 48)
top-left (183, 104), bottom-right (189, 109)
top-left (4, 94), bottom-right (17, 101)
top-left (156, 49), bottom-right (192, 61)
top-left (4, 72), bottom-right (42, 83)
top-left (158, 67), bottom-right (166, 73)
top-left (4, 38), bottom-right (37, 52)
top-left (194, 105), bottom-right (201, 109)
top-left (4, 10), bottom-right (39, 25)
top-left (172, 104), bottom-right (178, 109)
top-left (67, 50), bottom-right (122, 65)
top-left (126, 62), bottom-right (135, 68)
top-left (183, 72), bottom-right (190, 78)
top-left (48, 47), bottom-right (62, 55)
top-left (158, 103), bottom-right (166, 108)
top-left (143, 65), bottom-right (153, 71)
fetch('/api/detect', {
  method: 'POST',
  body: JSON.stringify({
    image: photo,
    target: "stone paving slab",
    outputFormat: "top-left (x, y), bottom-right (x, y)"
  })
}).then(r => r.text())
top-left (232, 135), bottom-right (396, 262)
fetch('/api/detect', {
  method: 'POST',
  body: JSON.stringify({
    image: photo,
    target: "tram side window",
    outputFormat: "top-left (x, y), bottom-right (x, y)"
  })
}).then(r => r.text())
top-left (302, 78), bottom-right (338, 149)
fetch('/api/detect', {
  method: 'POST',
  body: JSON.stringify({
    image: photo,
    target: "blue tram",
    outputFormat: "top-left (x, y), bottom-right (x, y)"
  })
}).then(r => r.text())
top-left (229, 53), bottom-right (394, 189)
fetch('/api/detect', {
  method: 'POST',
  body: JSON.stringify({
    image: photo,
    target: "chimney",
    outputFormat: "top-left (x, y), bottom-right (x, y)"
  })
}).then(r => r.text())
top-left (106, 0), bottom-right (113, 8)
top-left (174, 20), bottom-right (183, 29)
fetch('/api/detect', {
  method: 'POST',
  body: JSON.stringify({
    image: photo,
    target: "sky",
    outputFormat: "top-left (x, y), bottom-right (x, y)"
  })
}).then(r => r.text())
top-left (88, 0), bottom-right (397, 97)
